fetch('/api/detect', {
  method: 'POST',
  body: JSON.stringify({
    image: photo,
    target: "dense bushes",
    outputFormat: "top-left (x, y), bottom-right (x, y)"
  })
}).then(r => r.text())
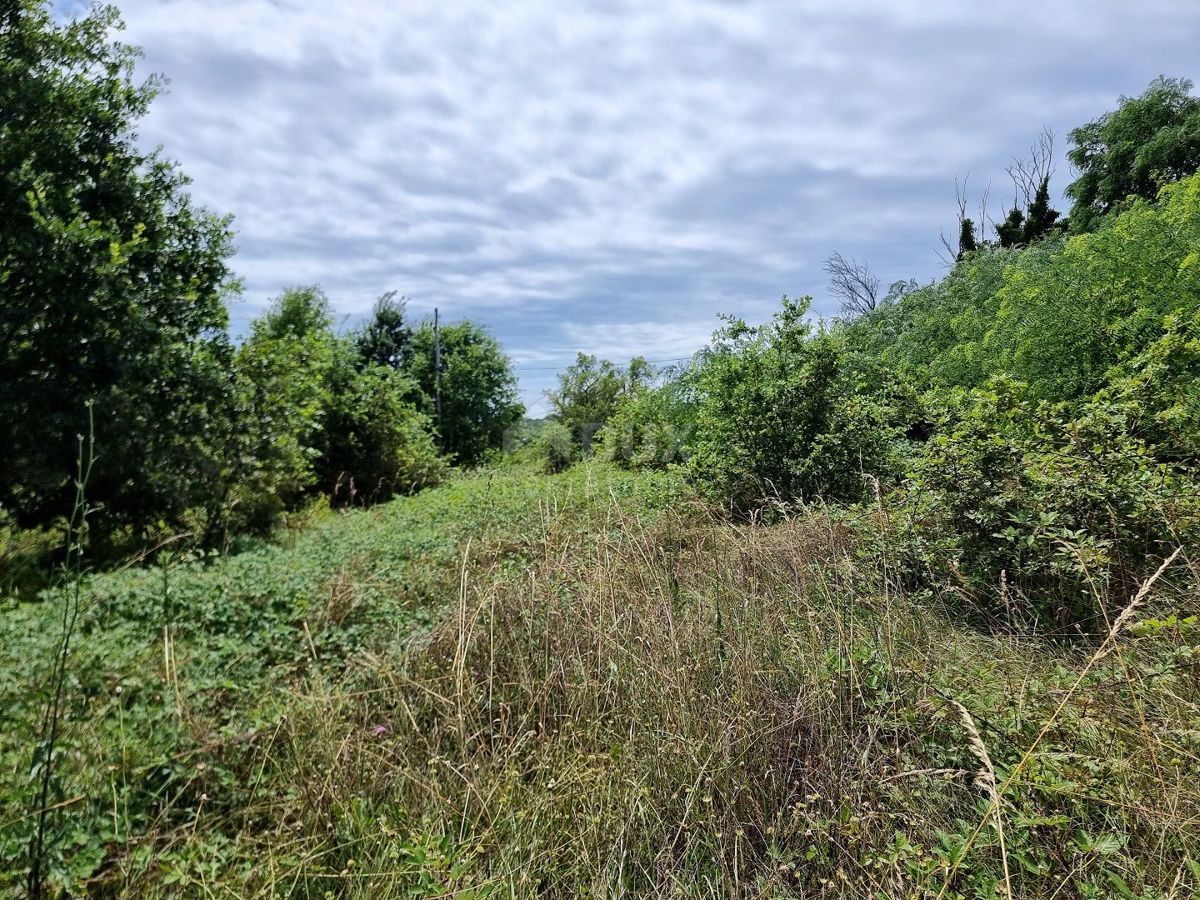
top-left (231, 287), bottom-right (474, 524)
top-left (851, 171), bottom-right (1200, 406)
top-left (600, 368), bottom-right (696, 470)
top-left (530, 421), bottom-right (574, 473)
top-left (594, 170), bottom-right (1200, 633)
top-left (547, 354), bottom-right (653, 454)
top-left (899, 381), bottom-right (1199, 628)
top-left (686, 297), bottom-right (920, 511)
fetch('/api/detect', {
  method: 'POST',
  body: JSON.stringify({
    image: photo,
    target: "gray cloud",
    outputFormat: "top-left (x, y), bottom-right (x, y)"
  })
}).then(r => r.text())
top-left (105, 0), bottom-right (1200, 406)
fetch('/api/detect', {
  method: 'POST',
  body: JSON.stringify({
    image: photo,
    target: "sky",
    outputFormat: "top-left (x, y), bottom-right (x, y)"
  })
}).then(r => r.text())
top-left (91, 0), bottom-right (1200, 413)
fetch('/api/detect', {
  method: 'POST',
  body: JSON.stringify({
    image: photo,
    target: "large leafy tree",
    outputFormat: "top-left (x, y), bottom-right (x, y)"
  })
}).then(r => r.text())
top-left (1067, 77), bottom-right (1200, 231)
top-left (0, 1), bottom-right (239, 533)
top-left (403, 319), bottom-right (524, 466)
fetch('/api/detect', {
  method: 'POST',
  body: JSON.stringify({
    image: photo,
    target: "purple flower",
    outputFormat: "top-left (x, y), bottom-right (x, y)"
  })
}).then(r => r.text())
top-left (372, 724), bottom-right (387, 735)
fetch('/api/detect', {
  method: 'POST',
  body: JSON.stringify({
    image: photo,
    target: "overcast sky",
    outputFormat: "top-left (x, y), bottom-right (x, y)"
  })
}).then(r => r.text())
top-left (97, 0), bottom-right (1199, 412)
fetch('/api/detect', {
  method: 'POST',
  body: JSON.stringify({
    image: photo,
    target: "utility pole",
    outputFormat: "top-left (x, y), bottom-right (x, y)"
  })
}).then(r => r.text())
top-left (433, 307), bottom-right (442, 451)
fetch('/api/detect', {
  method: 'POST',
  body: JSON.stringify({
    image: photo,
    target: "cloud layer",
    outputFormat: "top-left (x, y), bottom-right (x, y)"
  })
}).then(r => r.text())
top-left (110, 0), bottom-right (1200, 409)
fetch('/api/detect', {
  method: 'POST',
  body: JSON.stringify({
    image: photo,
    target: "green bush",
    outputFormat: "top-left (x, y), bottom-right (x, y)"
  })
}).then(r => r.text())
top-left (901, 379), bottom-right (1199, 628)
top-left (688, 297), bottom-right (920, 512)
top-left (0, 507), bottom-right (62, 597)
top-left (531, 422), bottom-right (574, 474)
top-left (320, 363), bottom-right (445, 504)
top-left (547, 354), bottom-right (653, 454)
top-left (1104, 307), bottom-right (1200, 461)
top-left (852, 172), bottom-right (1200, 408)
top-left (599, 369), bottom-right (696, 470)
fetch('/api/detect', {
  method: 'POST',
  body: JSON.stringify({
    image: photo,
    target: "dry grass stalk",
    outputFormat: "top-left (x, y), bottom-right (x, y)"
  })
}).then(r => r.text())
top-left (944, 695), bottom-right (1012, 900)
top-left (936, 547), bottom-right (1183, 899)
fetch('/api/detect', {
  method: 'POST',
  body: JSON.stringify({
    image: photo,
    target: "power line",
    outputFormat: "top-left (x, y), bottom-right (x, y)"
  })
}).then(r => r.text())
top-left (510, 355), bottom-right (697, 372)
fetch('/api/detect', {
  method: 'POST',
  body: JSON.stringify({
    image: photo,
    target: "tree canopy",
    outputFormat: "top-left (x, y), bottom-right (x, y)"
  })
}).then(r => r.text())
top-left (548, 353), bottom-right (652, 451)
top-left (403, 319), bottom-right (524, 466)
top-left (0, 0), bottom-right (239, 535)
top-left (1066, 76), bottom-right (1200, 231)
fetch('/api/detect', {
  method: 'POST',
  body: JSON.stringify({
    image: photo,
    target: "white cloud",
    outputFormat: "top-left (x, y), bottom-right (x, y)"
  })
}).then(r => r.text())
top-left (97, 0), bottom-right (1200, 405)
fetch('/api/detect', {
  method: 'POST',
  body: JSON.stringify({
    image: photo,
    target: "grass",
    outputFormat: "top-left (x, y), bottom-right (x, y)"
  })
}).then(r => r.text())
top-left (2, 462), bottom-right (1199, 897)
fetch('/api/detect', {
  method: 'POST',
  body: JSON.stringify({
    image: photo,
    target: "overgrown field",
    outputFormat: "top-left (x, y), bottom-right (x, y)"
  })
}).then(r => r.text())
top-left (3, 463), bottom-right (1198, 898)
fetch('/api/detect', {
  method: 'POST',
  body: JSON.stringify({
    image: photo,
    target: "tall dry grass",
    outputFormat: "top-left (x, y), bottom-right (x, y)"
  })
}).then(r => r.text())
top-left (192, 489), bottom-right (1200, 898)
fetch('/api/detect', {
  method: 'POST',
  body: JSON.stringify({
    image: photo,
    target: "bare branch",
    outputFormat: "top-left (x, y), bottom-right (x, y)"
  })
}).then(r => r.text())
top-left (824, 250), bottom-right (880, 317)
top-left (978, 181), bottom-right (992, 240)
top-left (937, 174), bottom-right (978, 266)
top-left (937, 228), bottom-right (962, 267)
top-left (1007, 127), bottom-right (1056, 207)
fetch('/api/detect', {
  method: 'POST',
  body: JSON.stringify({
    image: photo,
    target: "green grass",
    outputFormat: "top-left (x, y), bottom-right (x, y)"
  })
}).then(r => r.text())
top-left (2, 462), bottom-right (1199, 897)
top-left (0, 464), bottom-right (684, 895)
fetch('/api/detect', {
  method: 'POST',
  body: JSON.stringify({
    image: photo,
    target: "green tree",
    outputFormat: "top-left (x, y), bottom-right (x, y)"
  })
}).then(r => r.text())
top-left (957, 218), bottom-right (978, 259)
top-left (1066, 76), bottom-right (1200, 231)
top-left (689, 297), bottom-right (918, 511)
top-left (995, 177), bottom-right (1060, 248)
top-left (403, 319), bottom-right (524, 466)
top-left (355, 291), bottom-right (413, 370)
top-left (231, 287), bottom-right (338, 527)
top-left (995, 207), bottom-right (1026, 248)
top-left (600, 364), bottom-right (698, 470)
top-left (319, 359), bottom-right (444, 505)
top-left (1022, 175), bottom-right (1061, 241)
top-left (0, 0), bottom-right (239, 534)
top-left (548, 354), bottom-right (650, 452)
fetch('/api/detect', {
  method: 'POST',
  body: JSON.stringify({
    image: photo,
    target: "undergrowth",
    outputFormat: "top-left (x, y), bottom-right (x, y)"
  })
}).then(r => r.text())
top-left (2, 463), bottom-right (1198, 897)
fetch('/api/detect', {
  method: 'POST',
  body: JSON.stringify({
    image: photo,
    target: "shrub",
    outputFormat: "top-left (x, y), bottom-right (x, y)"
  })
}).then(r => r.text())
top-left (599, 369), bottom-right (696, 470)
top-left (531, 422), bottom-right (574, 474)
top-left (902, 379), bottom-right (1199, 629)
top-left (547, 355), bottom-right (653, 453)
top-left (689, 297), bottom-right (920, 512)
top-left (0, 507), bottom-right (62, 597)
top-left (1104, 308), bottom-right (1200, 461)
top-left (320, 363), bottom-right (444, 505)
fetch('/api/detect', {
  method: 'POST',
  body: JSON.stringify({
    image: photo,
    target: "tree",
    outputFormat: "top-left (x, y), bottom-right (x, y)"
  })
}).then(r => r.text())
top-left (1022, 175), bottom-right (1061, 241)
top-left (402, 319), bottom-right (524, 466)
top-left (940, 175), bottom-right (988, 264)
top-left (547, 354), bottom-right (650, 451)
top-left (0, 1), bottom-right (239, 535)
top-left (995, 207), bottom-right (1026, 248)
top-left (1066, 77), bottom-right (1200, 231)
top-left (318, 359), bottom-right (444, 505)
top-left (997, 130), bottom-right (1061, 247)
top-left (957, 218), bottom-right (978, 259)
top-left (355, 291), bottom-right (413, 369)
top-left (823, 251), bottom-right (879, 317)
top-left (231, 287), bottom-right (339, 527)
